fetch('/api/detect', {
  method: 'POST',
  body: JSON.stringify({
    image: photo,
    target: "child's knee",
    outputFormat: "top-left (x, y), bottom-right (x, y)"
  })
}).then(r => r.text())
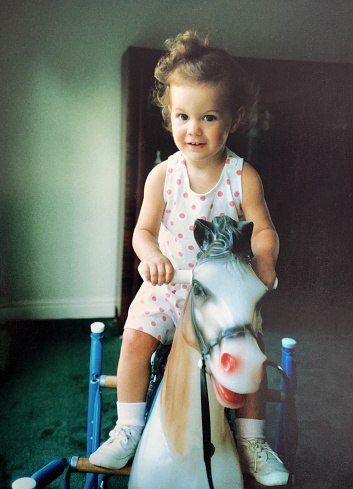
top-left (122, 328), bottom-right (159, 357)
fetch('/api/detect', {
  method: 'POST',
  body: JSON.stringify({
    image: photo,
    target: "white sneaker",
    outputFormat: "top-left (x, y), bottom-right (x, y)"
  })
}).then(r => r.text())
top-left (89, 423), bottom-right (142, 469)
top-left (237, 438), bottom-right (289, 486)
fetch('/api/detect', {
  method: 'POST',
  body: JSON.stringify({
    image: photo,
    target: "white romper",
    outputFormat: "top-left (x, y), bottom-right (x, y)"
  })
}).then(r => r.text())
top-left (124, 148), bottom-right (254, 344)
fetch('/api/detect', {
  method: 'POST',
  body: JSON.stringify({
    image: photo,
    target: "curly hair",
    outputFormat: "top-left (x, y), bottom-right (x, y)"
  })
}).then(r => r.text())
top-left (153, 31), bottom-right (258, 133)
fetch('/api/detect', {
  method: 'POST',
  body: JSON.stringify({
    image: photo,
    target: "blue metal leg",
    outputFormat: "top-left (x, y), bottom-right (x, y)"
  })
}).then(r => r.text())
top-left (31, 459), bottom-right (68, 489)
top-left (12, 459), bottom-right (68, 489)
top-left (86, 322), bottom-right (105, 457)
top-left (83, 473), bottom-right (98, 489)
top-left (275, 338), bottom-right (298, 476)
top-left (84, 322), bottom-right (106, 489)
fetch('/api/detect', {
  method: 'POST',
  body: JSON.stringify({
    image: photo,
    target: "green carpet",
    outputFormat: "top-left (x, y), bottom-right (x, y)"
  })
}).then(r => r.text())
top-left (1, 299), bottom-right (353, 488)
top-left (0, 318), bottom-right (127, 488)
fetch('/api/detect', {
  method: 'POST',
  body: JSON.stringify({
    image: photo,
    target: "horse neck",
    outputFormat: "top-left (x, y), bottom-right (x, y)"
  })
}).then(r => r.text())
top-left (160, 298), bottom-right (226, 456)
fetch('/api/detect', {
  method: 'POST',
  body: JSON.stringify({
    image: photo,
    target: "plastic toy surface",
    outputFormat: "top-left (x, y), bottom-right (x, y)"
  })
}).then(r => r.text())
top-left (129, 217), bottom-right (269, 489)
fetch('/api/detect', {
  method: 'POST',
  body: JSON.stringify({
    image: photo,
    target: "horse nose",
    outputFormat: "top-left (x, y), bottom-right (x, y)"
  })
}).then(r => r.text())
top-left (220, 353), bottom-right (240, 373)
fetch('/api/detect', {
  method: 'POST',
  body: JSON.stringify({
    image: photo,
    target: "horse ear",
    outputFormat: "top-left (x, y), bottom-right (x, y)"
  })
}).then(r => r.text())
top-left (194, 219), bottom-right (216, 253)
top-left (234, 221), bottom-right (254, 258)
top-left (237, 221), bottom-right (254, 240)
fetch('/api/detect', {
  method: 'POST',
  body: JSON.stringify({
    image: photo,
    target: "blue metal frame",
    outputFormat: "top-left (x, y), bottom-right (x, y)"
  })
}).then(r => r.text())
top-left (275, 338), bottom-right (298, 481)
top-left (82, 323), bottom-right (105, 489)
top-left (11, 324), bottom-right (297, 489)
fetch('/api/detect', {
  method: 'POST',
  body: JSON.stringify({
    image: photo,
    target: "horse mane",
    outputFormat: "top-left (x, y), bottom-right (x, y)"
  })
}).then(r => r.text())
top-left (194, 216), bottom-right (254, 262)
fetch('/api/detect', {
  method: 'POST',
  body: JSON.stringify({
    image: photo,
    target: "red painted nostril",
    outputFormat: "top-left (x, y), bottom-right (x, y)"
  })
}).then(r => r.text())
top-left (221, 353), bottom-right (239, 373)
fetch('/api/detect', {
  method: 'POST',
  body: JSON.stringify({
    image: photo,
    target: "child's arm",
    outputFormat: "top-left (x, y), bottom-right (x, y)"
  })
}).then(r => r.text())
top-left (241, 163), bottom-right (279, 290)
top-left (132, 161), bottom-right (175, 286)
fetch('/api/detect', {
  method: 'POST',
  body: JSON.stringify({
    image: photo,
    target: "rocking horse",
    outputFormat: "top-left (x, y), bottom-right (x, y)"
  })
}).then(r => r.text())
top-left (129, 216), bottom-right (269, 489)
top-left (12, 216), bottom-right (298, 489)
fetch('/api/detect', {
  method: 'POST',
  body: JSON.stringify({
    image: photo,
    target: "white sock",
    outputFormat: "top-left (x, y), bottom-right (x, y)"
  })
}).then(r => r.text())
top-left (116, 401), bottom-right (146, 431)
top-left (235, 418), bottom-right (265, 440)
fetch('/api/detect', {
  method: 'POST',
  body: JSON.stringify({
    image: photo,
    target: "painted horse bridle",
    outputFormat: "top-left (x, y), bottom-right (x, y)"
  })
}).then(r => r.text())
top-left (190, 284), bottom-right (258, 489)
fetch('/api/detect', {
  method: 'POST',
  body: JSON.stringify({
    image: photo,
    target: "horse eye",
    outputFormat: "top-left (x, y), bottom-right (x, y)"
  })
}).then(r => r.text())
top-left (193, 281), bottom-right (207, 299)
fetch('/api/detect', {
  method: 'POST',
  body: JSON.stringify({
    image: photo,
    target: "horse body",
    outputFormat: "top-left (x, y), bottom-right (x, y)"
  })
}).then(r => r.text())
top-left (129, 299), bottom-right (242, 489)
top-left (128, 218), bottom-right (268, 489)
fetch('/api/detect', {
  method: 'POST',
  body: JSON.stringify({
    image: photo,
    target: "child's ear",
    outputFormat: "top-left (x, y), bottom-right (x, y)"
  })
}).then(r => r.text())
top-left (230, 107), bottom-right (245, 133)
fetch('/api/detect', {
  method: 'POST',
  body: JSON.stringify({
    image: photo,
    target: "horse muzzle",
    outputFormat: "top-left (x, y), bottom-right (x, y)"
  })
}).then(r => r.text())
top-left (205, 331), bottom-right (267, 409)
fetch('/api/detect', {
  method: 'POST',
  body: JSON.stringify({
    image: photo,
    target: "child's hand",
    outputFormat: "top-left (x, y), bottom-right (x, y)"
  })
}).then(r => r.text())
top-left (138, 254), bottom-right (175, 286)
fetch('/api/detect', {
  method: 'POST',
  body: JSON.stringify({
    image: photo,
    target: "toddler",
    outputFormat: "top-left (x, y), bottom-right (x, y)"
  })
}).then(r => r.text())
top-left (90, 31), bottom-right (288, 486)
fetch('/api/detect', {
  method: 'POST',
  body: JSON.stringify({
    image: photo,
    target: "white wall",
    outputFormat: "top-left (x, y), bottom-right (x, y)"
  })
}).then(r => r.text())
top-left (1, 0), bottom-right (352, 320)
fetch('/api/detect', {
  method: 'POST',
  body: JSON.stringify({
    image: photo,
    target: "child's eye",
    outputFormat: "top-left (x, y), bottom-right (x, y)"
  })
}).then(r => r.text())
top-left (203, 115), bottom-right (217, 122)
top-left (177, 114), bottom-right (188, 121)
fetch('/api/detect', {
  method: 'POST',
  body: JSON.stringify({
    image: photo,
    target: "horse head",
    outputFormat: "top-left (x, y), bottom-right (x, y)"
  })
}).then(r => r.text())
top-left (189, 216), bottom-right (268, 408)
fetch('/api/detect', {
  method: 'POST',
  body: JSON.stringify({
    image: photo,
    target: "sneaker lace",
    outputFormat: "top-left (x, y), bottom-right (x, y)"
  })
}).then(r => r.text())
top-left (250, 440), bottom-right (282, 472)
top-left (108, 424), bottom-right (131, 444)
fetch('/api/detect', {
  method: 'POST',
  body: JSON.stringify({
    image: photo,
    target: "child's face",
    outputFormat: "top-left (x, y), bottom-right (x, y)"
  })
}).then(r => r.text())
top-left (169, 81), bottom-right (240, 166)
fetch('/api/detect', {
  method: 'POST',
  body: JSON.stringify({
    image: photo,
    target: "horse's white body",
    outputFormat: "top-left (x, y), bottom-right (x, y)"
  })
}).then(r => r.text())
top-left (129, 300), bottom-right (244, 489)
top-left (128, 218), bottom-right (268, 489)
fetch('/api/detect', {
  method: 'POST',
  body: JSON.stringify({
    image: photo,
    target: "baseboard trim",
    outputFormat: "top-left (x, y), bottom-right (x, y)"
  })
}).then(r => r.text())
top-left (0, 297), bottom-right (117, 321)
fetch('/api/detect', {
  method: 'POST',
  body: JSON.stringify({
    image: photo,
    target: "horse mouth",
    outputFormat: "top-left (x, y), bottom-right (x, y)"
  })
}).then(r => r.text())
top-left (211, 376), bottom-right (245, 409)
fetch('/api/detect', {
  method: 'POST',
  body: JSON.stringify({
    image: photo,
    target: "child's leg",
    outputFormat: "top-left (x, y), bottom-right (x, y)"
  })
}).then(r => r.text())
top-left (236, 333), bottom-right (267, 424)
top-left (89, 328), bottom-right (160, 469)
top-left (236, 334), bottom-right (289, 486)
top-left (117, 328), bottom-right (161, 402)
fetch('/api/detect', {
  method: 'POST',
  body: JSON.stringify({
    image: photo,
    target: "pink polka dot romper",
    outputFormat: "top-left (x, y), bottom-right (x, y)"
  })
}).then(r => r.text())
top-left (124, 148), bottom-right (245, 345)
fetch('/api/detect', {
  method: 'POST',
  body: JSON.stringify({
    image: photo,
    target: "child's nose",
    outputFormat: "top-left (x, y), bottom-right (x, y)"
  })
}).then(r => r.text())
top-left (187, 120), bottom-right (202, 136)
